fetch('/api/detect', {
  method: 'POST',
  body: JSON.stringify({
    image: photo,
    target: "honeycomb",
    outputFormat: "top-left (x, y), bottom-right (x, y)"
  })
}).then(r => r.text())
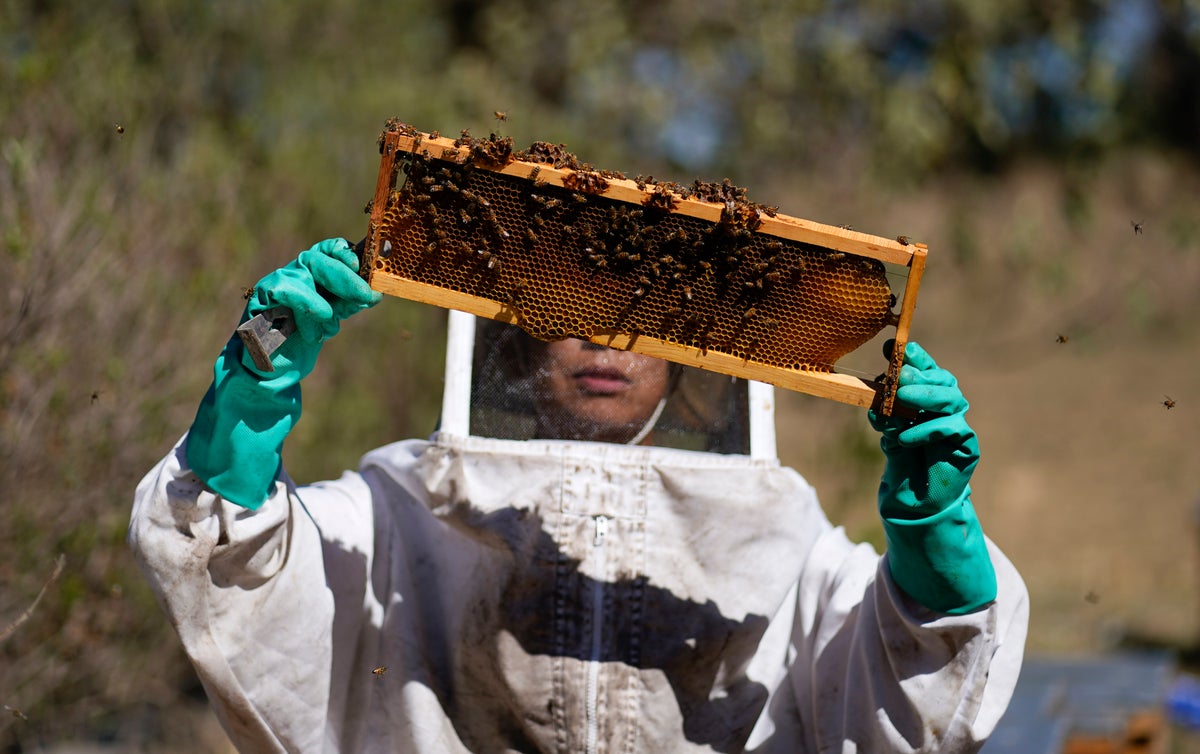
top-left (370, 127), bottom-right (900, 375)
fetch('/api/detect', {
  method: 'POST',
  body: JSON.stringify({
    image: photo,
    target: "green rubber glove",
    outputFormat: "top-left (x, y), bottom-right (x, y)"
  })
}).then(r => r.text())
top-left (868, 341), bottom-right (997, 614)
top-left (186, 238), bottom-right (382, 509)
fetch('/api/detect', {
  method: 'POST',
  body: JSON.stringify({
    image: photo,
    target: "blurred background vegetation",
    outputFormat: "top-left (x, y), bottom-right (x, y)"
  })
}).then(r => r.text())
top-left (2, 0), bottom-right (1198, 749)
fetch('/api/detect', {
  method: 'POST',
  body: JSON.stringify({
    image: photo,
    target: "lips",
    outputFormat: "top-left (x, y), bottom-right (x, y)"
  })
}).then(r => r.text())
top-left (572, 367), bottom-right (630, 395)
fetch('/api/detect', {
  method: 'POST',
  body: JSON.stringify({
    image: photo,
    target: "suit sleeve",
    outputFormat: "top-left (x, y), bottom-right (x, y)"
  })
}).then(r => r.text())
top-left (127, 434), bottom-right (378, 753)
top-left (789, 526), bottom-right (1028, 753)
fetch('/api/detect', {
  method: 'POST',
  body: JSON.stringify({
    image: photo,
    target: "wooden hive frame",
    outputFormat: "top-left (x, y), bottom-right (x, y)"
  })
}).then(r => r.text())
top-left (360, 126), bottom-right (927, 416)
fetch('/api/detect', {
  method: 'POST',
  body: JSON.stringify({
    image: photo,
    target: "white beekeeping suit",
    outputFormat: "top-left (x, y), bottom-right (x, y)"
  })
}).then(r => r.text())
top-left (130, 247), bottom-right (1028, 753)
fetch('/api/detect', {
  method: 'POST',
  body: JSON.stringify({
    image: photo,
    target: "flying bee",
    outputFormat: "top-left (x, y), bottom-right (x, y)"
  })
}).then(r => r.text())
top-left (1131, 220), bottom-right (1143, 235)
top-left (115, 124), bottom-right (125, 135)
top-left (372, 666), bottom-right (388, 677)
top-left (494, 111), bottom-right (508, 123)
top-left (1056, 333), bottom-right (1069, 344)
top-left (1163, 395), bottom-right (1176, 410)
top-left (242, 286), bottom-right (255, 300)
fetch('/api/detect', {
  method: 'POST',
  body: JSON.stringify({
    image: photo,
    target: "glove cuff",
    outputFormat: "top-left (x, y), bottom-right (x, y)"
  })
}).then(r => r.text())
top-left (882, 495), bottom-right (998, 614)
top-left (185, 338), bottom-right (302, 510)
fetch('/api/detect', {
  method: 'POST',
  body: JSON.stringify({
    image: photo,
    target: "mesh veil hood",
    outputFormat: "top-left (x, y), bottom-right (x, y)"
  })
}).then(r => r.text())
top-left (438, 311), bottom-right (777, 458)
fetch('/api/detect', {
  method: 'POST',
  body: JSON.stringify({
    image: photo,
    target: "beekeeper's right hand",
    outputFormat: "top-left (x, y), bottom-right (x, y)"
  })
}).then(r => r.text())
top-left (185, 238), bottom-right (382, 509)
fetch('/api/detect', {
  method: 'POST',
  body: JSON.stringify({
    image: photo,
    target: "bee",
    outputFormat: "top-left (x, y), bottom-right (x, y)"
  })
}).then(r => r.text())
top-left (372, 666), bottom-right (388, 677)
top-left (91, 390), bottom-right (100, 404)
top-left (242, 286), bottom-right (255, 300)
top-left (742, 306), bottom-right (757, 321)
top-left (1084, 591), bottom-right (1100, 604)
top-left (681, 285), bottom-right (693, 302)
top-left (896, 235), bottom-right (911, 246)
top-left (494, 111), bottom-right (508, 123)
top-left (5, 705), bottom-right (28, 721)
top-left (529, 166), bottom-right (541, 181)
top-left (838, 224), bottom-right (853, 231)
top-left (1131, 220), bottom-right (1143, 235)
top-left (508, 279), bottom-right (528, 304)
top-left (115, 124), bottom-right (125, 135)
top-left (487, 256), bottom-right (501, 272)
top-left (827, 251), bottom-right (846, 262)
top-left (1055, 333), bottom-right (1069, 344)
top-left (429, 130), bottom-right (440, 140)
top-left (1163, 395), bottom-right (1176, 410)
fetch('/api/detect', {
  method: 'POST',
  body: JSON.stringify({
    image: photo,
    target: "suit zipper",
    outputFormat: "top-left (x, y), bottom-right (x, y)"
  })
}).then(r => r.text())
top-left (585, 514), bottom-right (609, 754)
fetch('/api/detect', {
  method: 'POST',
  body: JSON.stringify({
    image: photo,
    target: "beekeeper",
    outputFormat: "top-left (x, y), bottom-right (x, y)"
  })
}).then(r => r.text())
top-left (130, 238), bottom-right (1028, 753)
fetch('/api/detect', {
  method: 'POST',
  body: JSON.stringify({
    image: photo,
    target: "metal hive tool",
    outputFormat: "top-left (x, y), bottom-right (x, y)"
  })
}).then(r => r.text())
top-left (359, 120), bottom-right (928, 415)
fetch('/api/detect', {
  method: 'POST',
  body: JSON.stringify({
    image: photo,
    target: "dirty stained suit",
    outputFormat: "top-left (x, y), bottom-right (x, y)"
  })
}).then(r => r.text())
top-left (130, 430), bottom-right (1027, 753)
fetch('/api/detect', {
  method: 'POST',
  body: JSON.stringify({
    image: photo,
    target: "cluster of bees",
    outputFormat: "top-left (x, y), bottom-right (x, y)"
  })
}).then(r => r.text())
top-left (372, 125), bottom-right (897, 370)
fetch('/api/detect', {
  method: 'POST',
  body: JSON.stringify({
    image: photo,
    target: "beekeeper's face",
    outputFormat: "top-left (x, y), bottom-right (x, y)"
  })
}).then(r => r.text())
top-left (533, 339), bottom-right (671, 444)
